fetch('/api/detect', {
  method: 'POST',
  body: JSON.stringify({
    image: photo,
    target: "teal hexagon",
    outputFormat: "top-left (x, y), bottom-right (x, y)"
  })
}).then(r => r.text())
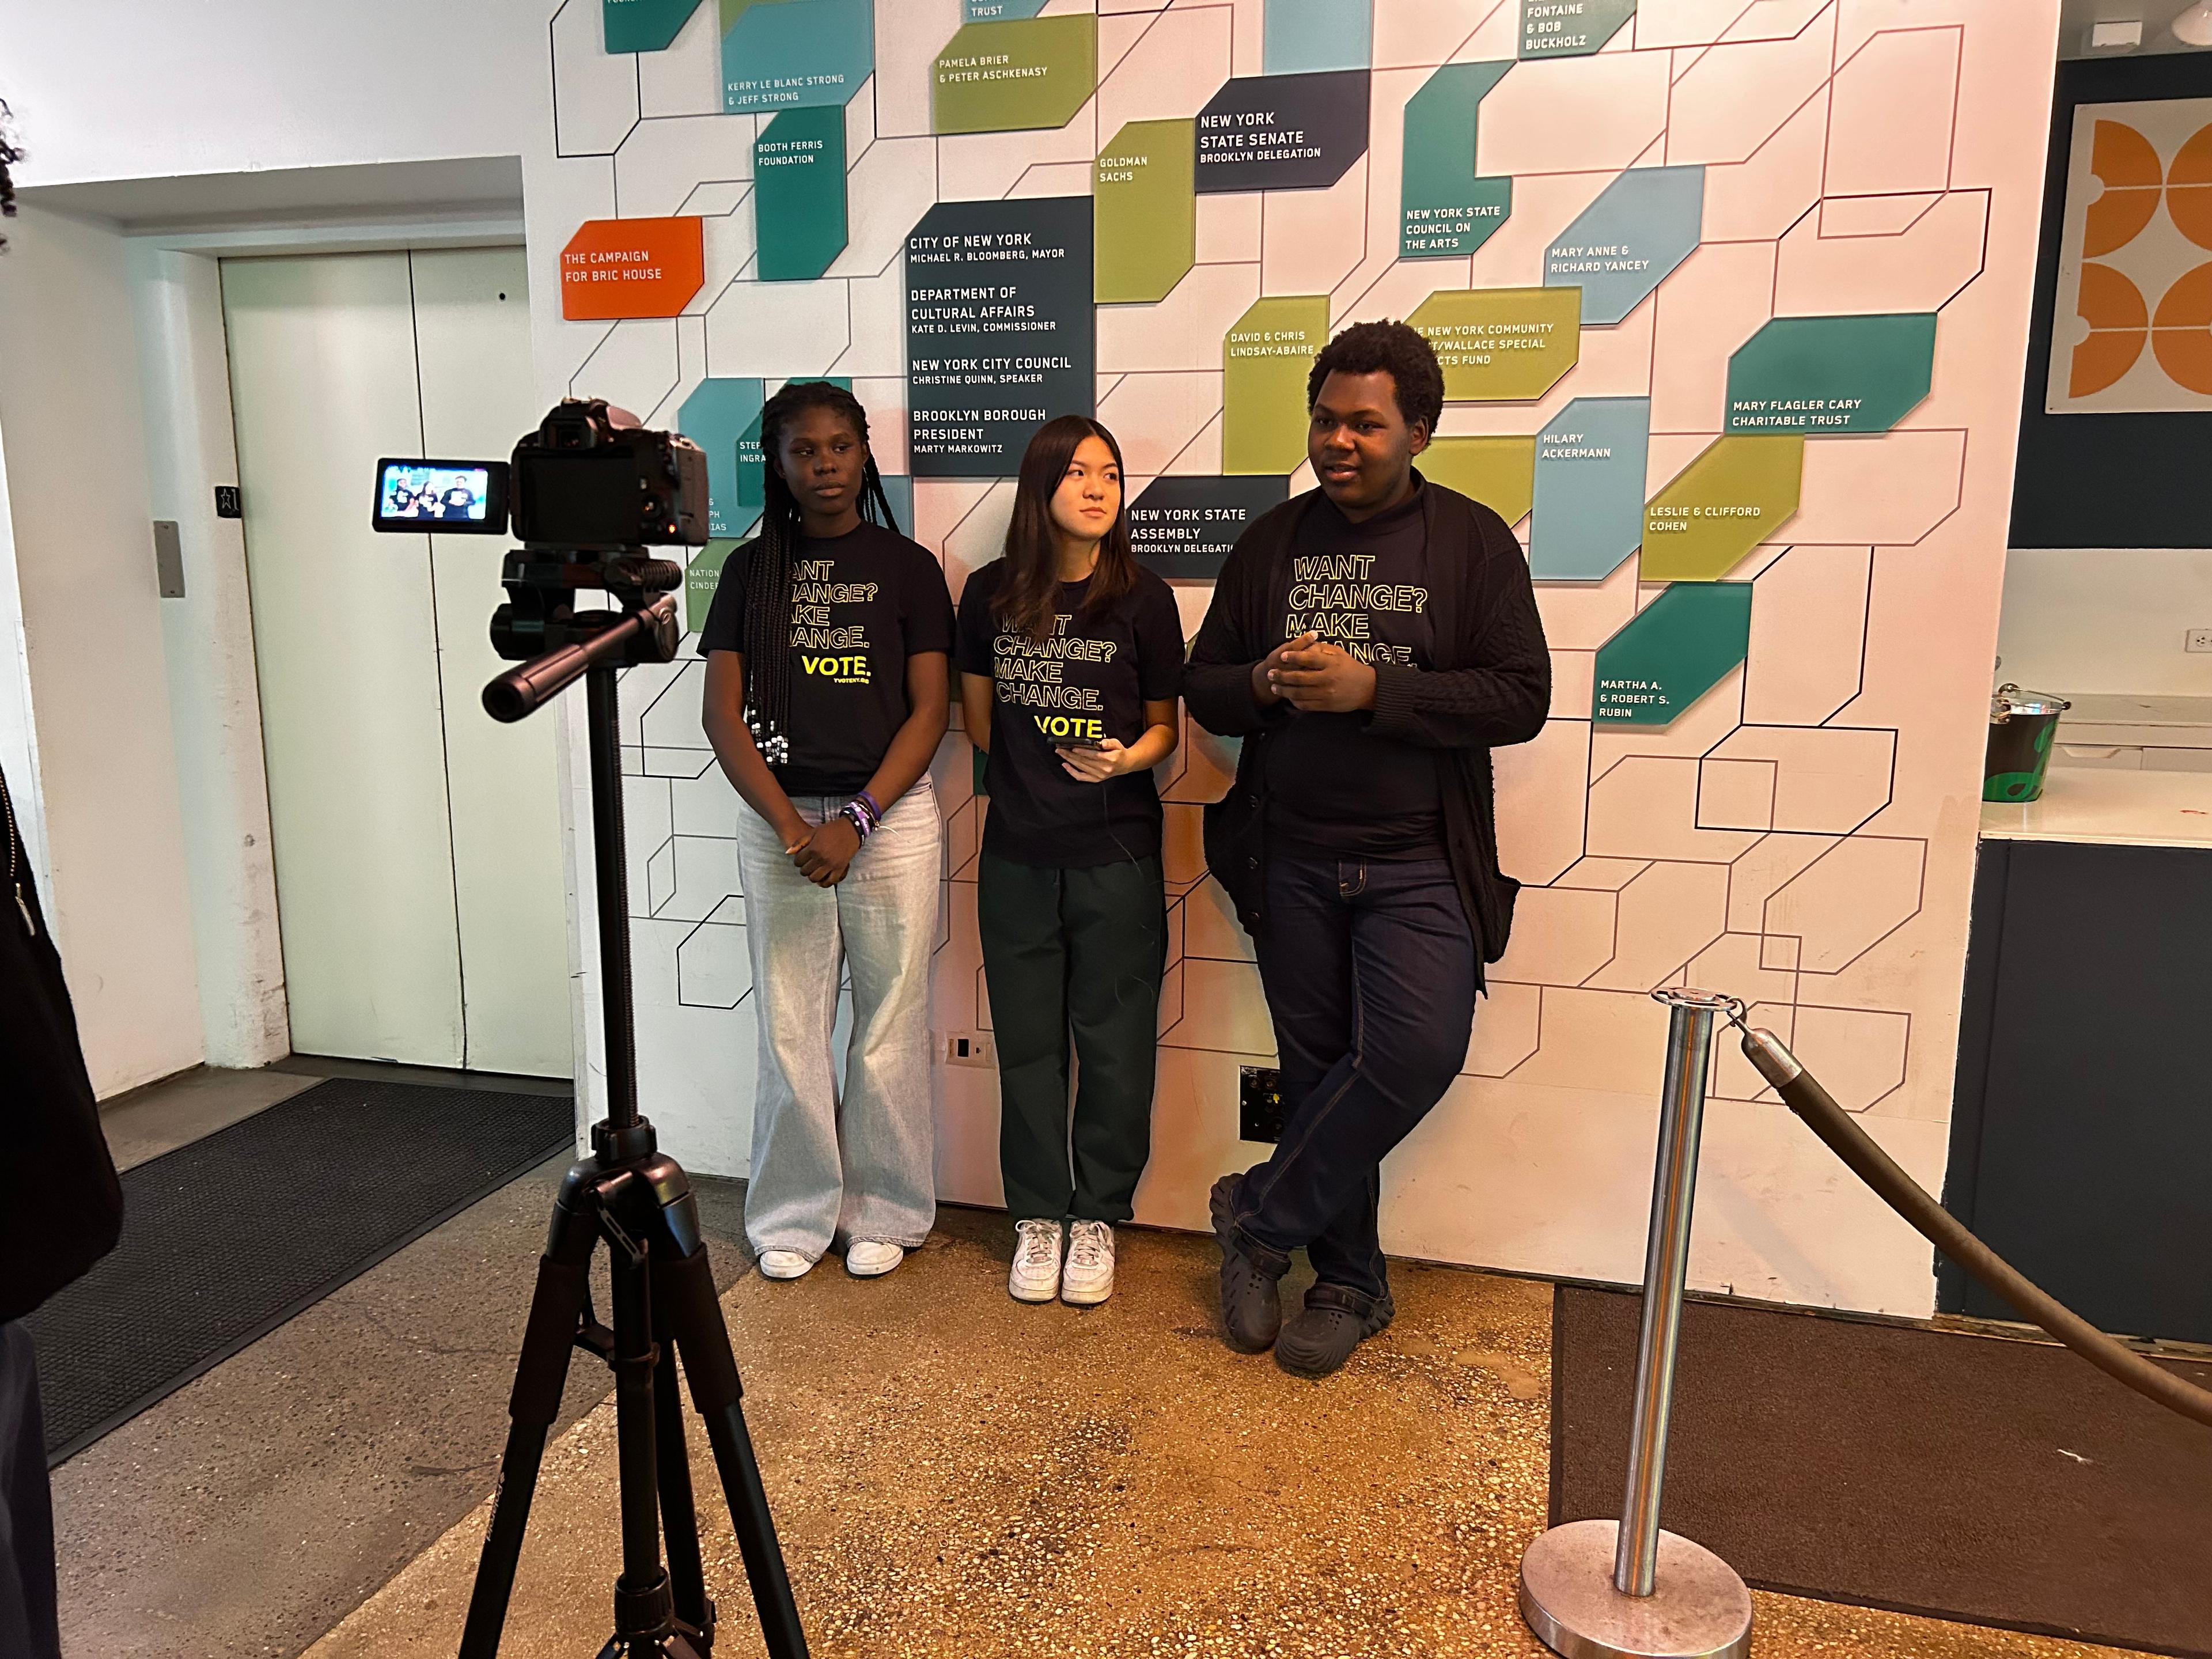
top-left (1594, 582), bottom-right (1753, 725)
top-left (1544, 166), bottom-right (1704, 325)
top-left (1725, 313), bottom-right (1939, 435)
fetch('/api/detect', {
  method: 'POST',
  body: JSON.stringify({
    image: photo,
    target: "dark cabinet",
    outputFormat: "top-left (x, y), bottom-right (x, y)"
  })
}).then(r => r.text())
top-left (1942, 838), bottom-right (2212, 1343)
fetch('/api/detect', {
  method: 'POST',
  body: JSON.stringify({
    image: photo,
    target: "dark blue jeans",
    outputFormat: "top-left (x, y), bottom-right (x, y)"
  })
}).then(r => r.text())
top-left (1233, 850), bottom-right (1478, 1302)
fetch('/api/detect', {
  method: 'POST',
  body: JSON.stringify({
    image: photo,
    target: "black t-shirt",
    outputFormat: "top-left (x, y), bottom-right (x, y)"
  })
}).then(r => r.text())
top-left (1264, 484), bottom-right (1444, 859)
top-left (696, 519), bottom-right (955, 796)
top-left (956, 561), bottom-right (1185, 868)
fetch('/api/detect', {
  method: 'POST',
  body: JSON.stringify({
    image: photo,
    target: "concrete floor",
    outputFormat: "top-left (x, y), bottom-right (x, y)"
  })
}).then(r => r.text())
top-left (295, 1209), bottom-right (2133, 1659)
top-left (47, 1062), bottom-right (749, 1659)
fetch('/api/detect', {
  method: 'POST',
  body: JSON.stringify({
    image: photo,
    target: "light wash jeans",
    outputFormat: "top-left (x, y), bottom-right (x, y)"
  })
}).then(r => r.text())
top-left (734, 777), bottom-right (941, 1262)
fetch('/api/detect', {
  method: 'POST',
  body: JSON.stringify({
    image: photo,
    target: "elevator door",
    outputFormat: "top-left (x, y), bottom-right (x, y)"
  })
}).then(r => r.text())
top-left (222, 248), bottom-right (570, 1075)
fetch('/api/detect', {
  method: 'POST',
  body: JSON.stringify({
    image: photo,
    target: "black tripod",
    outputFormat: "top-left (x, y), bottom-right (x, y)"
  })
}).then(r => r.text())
top-left (461, 558), bottom-right (808, 1659)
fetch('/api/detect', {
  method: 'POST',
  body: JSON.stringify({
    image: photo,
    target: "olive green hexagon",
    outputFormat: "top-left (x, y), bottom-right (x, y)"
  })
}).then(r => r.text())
top-left (1641, 435), bottom-right (1802, 582)
top-left (933, 16), bottom-right (1099, 135)
top-left (1409, 287), bottom-right (1582, 402)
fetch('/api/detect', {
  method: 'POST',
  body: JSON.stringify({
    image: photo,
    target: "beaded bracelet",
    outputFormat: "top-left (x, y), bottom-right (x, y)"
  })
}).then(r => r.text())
top-left (841, 790), bottom-right (884, 842)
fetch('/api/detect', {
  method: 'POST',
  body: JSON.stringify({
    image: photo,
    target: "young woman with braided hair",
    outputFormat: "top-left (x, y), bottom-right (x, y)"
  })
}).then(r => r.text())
top-left (699, 382), bottom-right (953, 1282)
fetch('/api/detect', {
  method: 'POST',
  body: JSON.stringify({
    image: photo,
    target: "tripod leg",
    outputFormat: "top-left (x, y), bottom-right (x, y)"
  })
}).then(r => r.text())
top-left (654, 1332), bottom-right (715, 1643)
top-left (655, 1243), bottom-right (810, 1659)
top-left (459, 1250), bottom-right (592, 1659)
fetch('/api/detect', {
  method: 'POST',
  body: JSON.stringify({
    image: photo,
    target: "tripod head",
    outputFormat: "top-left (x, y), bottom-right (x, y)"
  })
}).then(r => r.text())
top-left (482, 548), bottom-right (685, 723)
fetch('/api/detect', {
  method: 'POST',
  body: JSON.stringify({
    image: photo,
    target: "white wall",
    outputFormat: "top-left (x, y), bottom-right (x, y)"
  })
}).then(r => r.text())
top-left (130, 244), bottom-right (292, 1069)
top-left (0, 1), bottom-right (541, 186)
top-left (0, 204), bottom-right (206, 1094)
top-left (1998, 548), bottom-right (2212, 696)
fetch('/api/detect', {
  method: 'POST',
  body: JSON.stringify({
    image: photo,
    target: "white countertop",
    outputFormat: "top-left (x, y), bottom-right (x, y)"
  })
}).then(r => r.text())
top-left (2058, 692), bottom-right (2212, 749)
top-left (1981, 767), bottom-right (2212, 848)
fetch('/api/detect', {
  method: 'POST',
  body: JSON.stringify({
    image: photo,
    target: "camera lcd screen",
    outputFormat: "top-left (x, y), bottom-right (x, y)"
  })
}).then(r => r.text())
top-left (373, 458), bottom-right (510, 534)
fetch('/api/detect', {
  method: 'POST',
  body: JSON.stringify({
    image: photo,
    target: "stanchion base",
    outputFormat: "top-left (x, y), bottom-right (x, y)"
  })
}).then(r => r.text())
top-left (1520, 1520), bottom-right (1753, 1659)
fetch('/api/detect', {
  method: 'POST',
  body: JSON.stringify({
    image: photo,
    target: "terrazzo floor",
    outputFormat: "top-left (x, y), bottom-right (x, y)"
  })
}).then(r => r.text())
top-left (302, 1207), bottom-right (2135, 1659)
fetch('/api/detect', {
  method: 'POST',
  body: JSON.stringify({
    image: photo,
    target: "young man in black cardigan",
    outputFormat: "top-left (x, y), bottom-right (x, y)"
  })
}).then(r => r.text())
top-left (1184, 321), bottom-right (1550, 1377)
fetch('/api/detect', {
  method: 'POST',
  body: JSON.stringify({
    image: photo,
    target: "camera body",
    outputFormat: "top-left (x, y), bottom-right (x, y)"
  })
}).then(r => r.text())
top-left (372, 397), bottom-right (709, 550)
top-left (512, 398), bottom-right (709, 550)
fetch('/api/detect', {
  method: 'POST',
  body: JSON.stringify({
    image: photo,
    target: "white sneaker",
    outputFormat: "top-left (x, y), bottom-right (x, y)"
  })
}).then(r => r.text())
top-left (757, 1249), bottom-right (812, 1281)
top-left (845, 1240), bottom-right (905, 1278)
top-left (1009, 1218), bottom-right (1063, 1303)
top-left (1060, 1220), bottom-right (1115, 1306)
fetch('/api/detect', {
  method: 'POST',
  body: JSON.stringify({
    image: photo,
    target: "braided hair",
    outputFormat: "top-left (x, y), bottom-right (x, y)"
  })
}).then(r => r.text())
top-left (739, 381), bottom-right (902, 768)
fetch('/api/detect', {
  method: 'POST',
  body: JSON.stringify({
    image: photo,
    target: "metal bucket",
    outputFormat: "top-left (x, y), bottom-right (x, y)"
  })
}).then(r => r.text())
top-left (1984, 683), bottom-right (2071, 804)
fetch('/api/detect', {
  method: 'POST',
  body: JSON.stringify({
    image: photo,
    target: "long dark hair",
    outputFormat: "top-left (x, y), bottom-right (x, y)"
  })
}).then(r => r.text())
top-left (993, 416), bottom-right (1137, 643)
top-left (739, 381), bottom-right (901, 766)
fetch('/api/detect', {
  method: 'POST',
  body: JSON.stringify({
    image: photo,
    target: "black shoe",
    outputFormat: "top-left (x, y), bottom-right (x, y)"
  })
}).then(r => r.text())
top-left (1210, 1173), bottom-right (1285, 1354)
top-left (1275, 1284), bottom-right (1394, 1378)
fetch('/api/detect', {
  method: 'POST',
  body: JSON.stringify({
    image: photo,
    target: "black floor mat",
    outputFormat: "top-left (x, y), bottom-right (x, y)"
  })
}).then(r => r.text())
top-left (26, 1077), bottom-right (573, 1465)
top-left (1550, 1285), bottom-right (2212, 1656)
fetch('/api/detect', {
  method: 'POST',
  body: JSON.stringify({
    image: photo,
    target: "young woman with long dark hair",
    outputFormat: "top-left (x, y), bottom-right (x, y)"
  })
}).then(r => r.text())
top-left (956, 416), bottom-right (1184, 1306)
top-left (698, 382), bottom-right (953, 1282)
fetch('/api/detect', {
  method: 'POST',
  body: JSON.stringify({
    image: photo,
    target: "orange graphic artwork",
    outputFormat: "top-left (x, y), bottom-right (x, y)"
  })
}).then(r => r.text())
top-left (2084, 119), bottom-right (2162, 256)
top-left (2069, 263), bottom-right (2148, 396)
top-left (2152, 262), bottom-right (2212, 393)
top-left (2171, 124), bottom-right (2212, 250)
top-left (560, 217), bottom-right (705, 320)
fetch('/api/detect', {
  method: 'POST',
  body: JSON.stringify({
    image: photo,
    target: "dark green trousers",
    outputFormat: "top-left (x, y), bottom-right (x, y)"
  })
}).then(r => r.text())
top-left (977, 850), bottom-right (1166, 1224)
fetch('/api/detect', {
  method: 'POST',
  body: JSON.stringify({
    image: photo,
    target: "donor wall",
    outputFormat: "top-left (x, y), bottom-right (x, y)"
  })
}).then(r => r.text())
top-left (525, 0), bottom-right (2060, 1315)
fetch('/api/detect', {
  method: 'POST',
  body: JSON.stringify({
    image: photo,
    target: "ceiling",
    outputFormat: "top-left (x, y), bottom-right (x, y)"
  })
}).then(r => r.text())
top-left (2059, 0), bottom-right (2212, 58)
top-left (15, 156), bottom-right (524, 234)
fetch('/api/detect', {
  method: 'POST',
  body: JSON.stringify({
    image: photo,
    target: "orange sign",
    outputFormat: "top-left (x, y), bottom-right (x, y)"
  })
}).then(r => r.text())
top-left (559, 217), bottom-right (704, 320)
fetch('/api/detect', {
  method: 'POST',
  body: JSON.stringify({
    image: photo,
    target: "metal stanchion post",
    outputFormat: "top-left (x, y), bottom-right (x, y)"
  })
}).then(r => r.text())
top-left (1518, 988), bottom-right (1754, 1659)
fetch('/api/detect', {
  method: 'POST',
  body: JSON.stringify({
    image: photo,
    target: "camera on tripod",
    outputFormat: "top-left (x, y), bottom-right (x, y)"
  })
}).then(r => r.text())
top-left (373, 398), bottom-right (711, 722)
top-left (372, 399), bottom-right (810, 1658)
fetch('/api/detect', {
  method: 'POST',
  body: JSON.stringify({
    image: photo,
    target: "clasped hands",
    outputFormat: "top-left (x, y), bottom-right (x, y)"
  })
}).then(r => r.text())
top-left (1254, 632), bottom-right (1377, 714)
top-left (782, 813), bottom-right (861, 888)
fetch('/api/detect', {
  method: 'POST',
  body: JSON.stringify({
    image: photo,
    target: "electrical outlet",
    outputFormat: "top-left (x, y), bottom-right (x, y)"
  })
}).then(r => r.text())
top-left (2187, 628), bottom-right (2212, 654)
top-left (944, 1031), bottom-right (997, 1067)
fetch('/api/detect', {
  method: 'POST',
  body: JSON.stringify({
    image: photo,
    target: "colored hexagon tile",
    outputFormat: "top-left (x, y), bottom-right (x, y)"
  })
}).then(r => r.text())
top-left (933, 15), bottom-right (1098, 135)
top-left (676, 378), bottom-right (763, 539)
top-left (907, 200), bottom-right (1094, 477)
top-left (756, 105), bottom-right (848, 281)
top-left (1520, 0), bottom-right (1637, 60)
top-left (560, 218), bottom-right (704, 320)
top-left (722, 0), bottom-right (873, 115)
top-left (1725, 314), bottom-right (1939, 434)
top-left (1641, 435), bottom-right (1803, 582)
top-left (1544, 166), bottom-right (1704, 326)
top-left (1423, 437), bottom-right (1535, 528)
top-left (1400, 63), bottom-right (1514, 261)
top-left (1593, 582), bottom-right (1753, 726)
top-left (1529, 397), bottom-right (1650, 579)
top-left (685, 538), bottom-right (742, 633)
top-left (1128, 476), bottom-right (1291, 579)
top-left (604, 0), bottom-right (702, 54)
top-left (1409, 287), bottom-right (1581, 402)
top-left (1196, 71), bottom-right (1370, 194)
top-left (1225, 296), bottom-right (1330, 475)
top-left (1264, 0), bottom-right (1372, 74)
top-left (1097, 120), bottom-right (1196, 305)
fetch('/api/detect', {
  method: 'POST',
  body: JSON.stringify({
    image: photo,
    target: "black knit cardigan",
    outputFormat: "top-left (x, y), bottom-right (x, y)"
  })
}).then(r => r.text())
top-left (1182, 478), bottom-right (1552, 983)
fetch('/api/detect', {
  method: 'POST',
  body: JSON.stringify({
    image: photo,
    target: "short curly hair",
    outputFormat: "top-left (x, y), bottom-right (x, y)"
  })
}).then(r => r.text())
top-left (1306, 320), bottom-right (1444, 434)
